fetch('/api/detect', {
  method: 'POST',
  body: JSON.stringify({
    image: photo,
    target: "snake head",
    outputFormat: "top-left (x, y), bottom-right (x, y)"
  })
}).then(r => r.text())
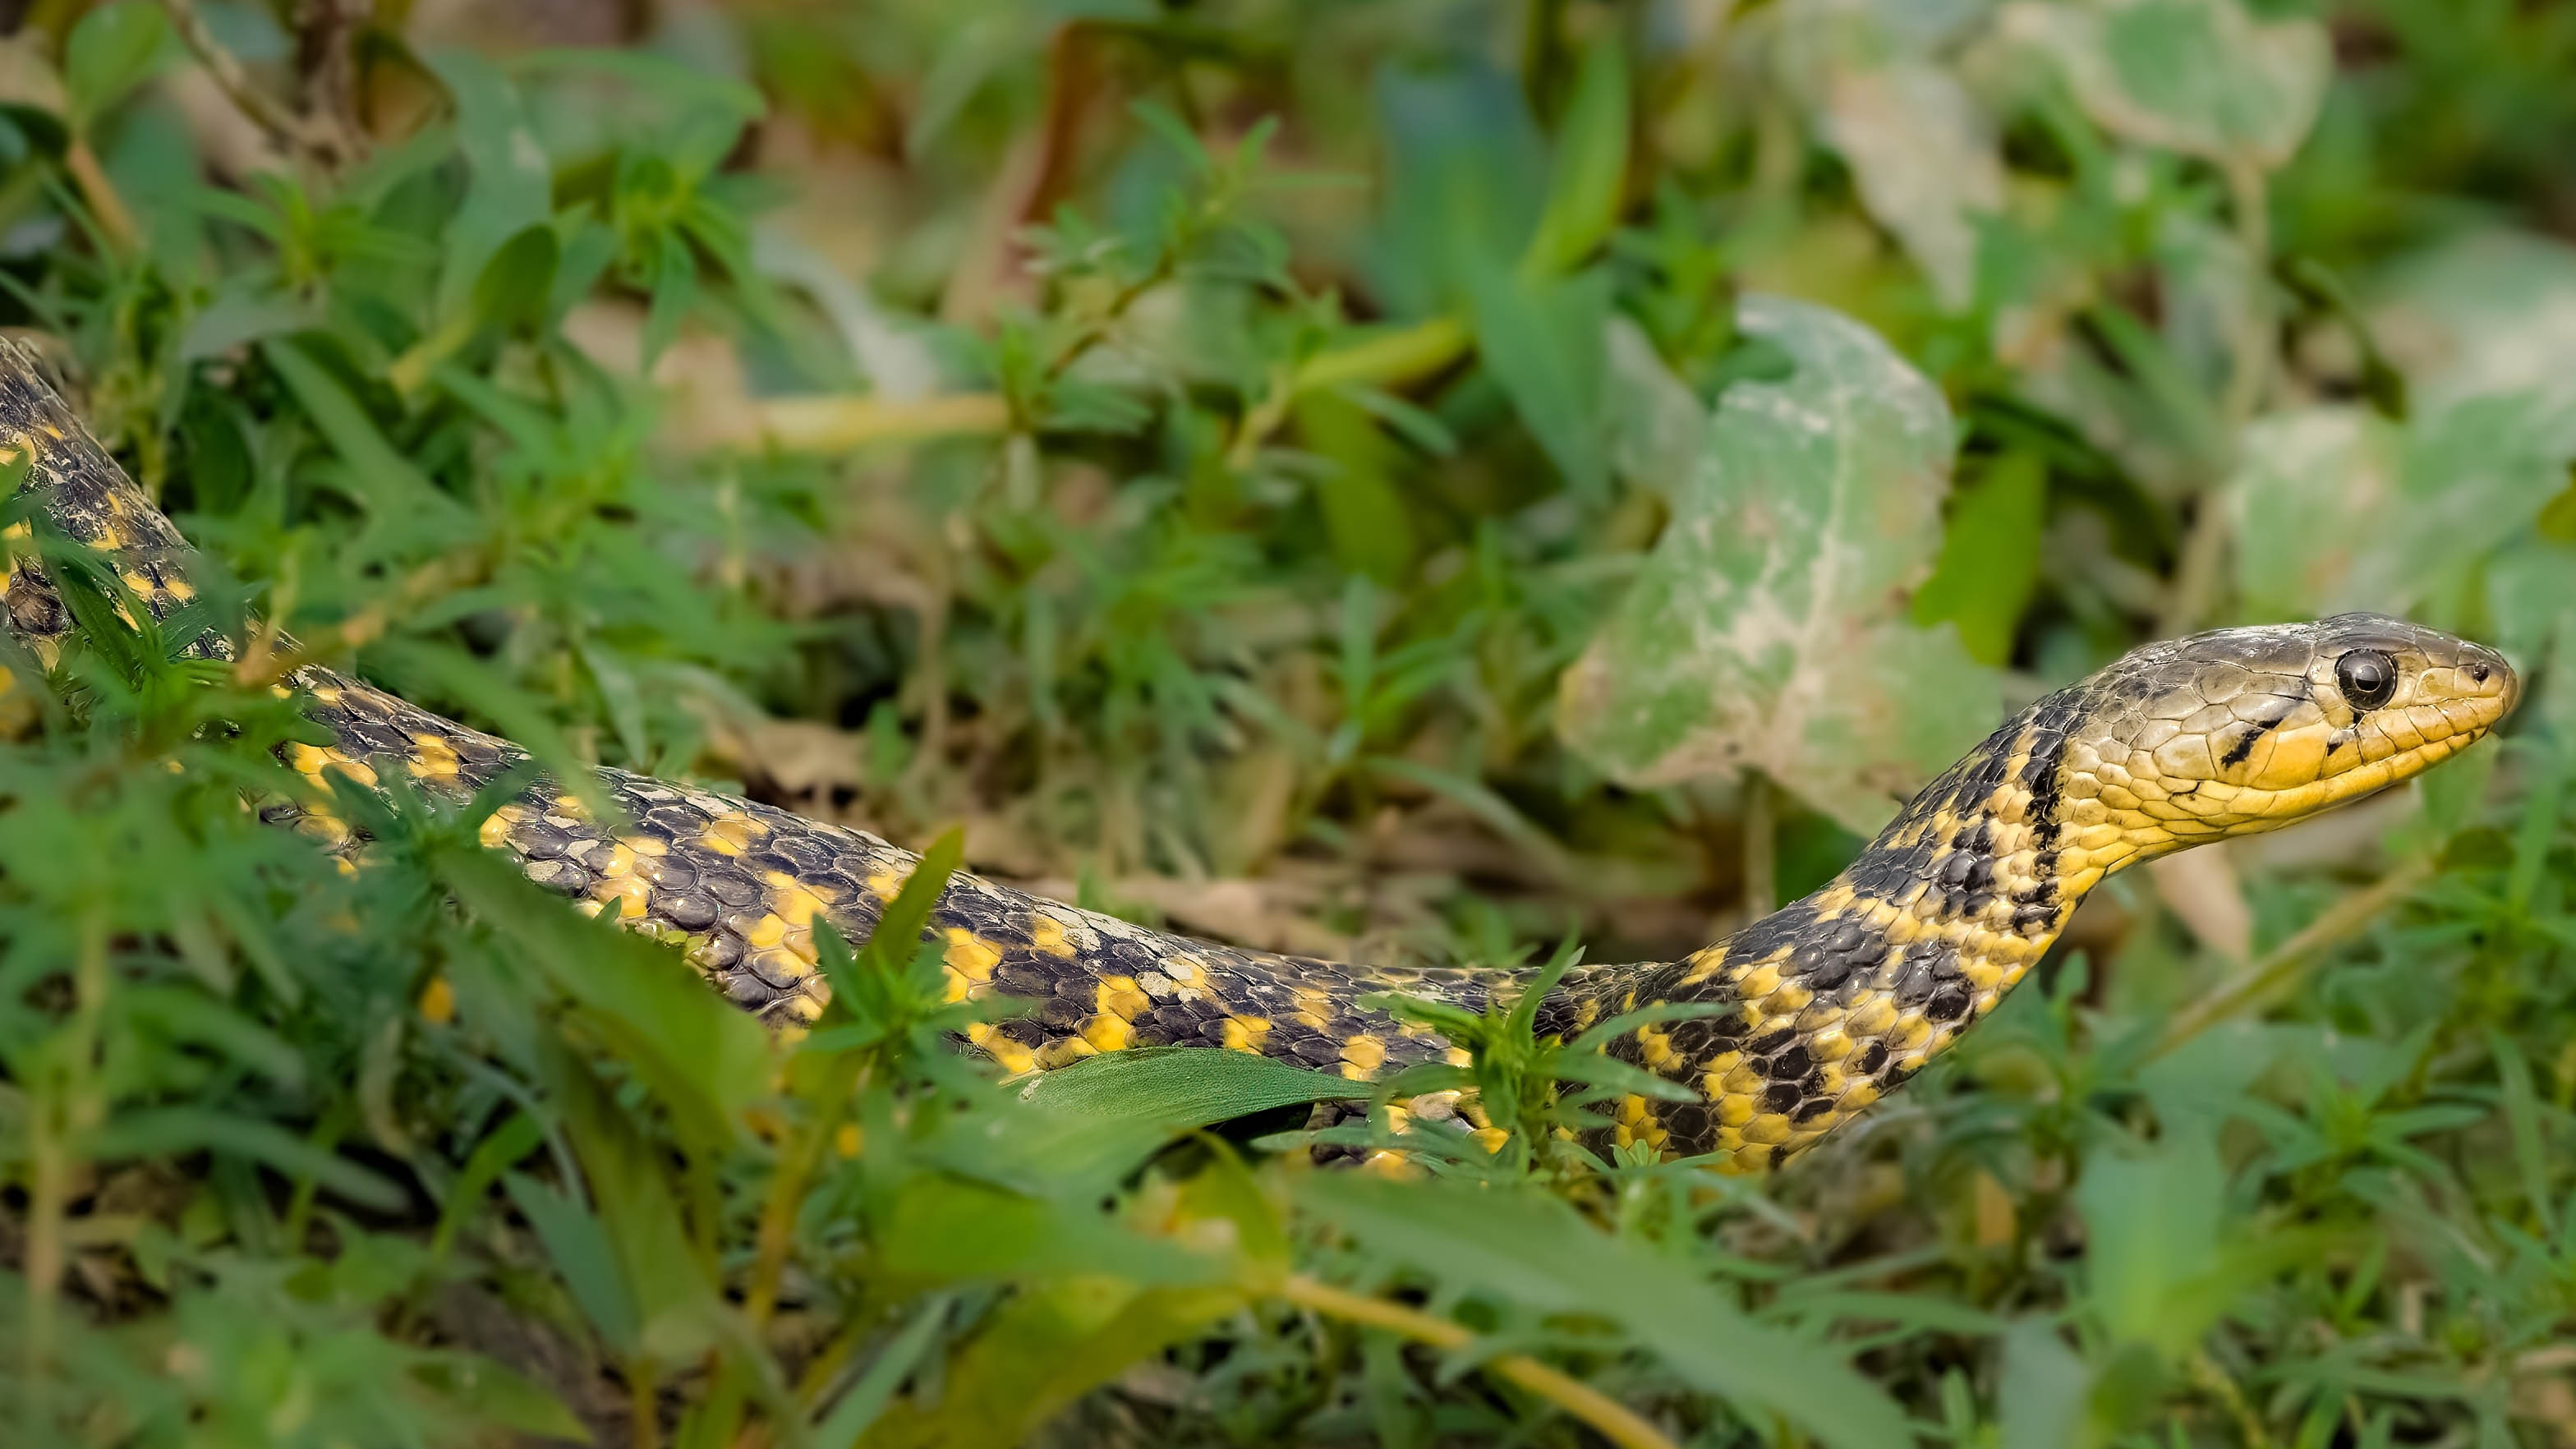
top-left (2064, 613), bottom-right (2517, 862)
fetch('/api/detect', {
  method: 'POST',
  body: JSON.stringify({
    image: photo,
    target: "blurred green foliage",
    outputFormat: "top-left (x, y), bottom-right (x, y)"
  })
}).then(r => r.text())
top-left (0, 0), bottom-right (2574, 1445)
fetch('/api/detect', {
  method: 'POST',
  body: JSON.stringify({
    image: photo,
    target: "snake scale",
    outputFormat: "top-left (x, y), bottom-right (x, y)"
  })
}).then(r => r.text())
top-left (0, 343), bottom-right (2520, 1173)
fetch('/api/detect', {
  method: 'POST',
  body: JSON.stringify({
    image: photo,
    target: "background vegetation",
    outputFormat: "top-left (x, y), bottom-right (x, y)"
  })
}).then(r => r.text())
top-left (1, 0), bottom-right (2574, 1444)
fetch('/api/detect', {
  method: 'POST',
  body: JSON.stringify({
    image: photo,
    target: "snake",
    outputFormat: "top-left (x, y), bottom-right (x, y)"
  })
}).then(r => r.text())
top-left (0, 343), bottom-right (2522, 1174)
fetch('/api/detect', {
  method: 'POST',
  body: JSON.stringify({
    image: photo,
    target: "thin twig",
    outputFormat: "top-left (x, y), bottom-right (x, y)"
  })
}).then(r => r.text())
top-left (1277, 1274), bottom-right (1681, 1449)
top-left (2153, 857), bottom-right (2432, 1057)
top-left (1227, 315), bottom-right (1474, 470)
top-left (731, 394), bottom-right (1012, 452)
top-left (60, 140), bottom-right (137, 255)
top-left (156, 0), bottom-right (353, 168)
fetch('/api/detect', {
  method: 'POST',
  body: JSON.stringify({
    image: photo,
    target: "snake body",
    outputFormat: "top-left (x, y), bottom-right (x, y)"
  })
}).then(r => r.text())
top-left (0, 347), bottom-right (2520, 1172)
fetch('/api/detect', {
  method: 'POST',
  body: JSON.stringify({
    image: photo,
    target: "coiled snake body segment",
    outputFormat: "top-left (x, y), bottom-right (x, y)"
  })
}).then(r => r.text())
top-left (0, 347), bottom-right (2520, 1173)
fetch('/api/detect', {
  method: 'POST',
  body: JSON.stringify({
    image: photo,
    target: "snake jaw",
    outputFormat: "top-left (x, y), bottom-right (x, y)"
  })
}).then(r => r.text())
top-left (2065, 613), bottom-right (2518, 863)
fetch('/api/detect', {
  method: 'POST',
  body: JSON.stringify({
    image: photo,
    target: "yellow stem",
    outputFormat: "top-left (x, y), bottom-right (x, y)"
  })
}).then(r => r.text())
top-left (731, 394), bottom-right (1013, 453)
top-left (62, 138), bottom-right (137, 255)
top-left (1277, 1274), bottom-right (1679, 1449)
top-left (1290, 315), bottom-right (1474, 398)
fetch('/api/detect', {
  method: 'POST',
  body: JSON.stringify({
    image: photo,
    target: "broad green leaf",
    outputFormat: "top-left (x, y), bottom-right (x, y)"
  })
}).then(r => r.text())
top-left (423, 49), bottom-right (554, 320)
top-left (2077, 1128), bottom-right (2224, 1353)
top-left (2155, 211), bottom-right (2264, 403)
top-left (2002, 0), bottom-right (2330, 170)
top-left (2225, 406), bottom-right (2393, 619)
top-left (2075, 1124), bottom-right (2313, 1365)
top-left (1911, 452), bottom-right (2045, 667)
top-left (1601, 315), bottom-right (1708, 495)
top-left (472, 225), bottom-right (561, 337)
top-left (867, 1157), bottom-right (1270, 1449)
top-left (539, 1038), bottom-right (727, 1365)
top-left (1017, 1044), bottom-right (1355, 1127)
top-left (865, 1275), bottom-right (1245, 1449)
top-left (412, 1355), bottom-right (593, 1444)
top-left (439, 846), bottom-right (770, 1157)
top-left (1999, 1318), bottom-right (2097, 1449)
top-left (504, 1171), bottom-right (641, 1353)
top-left (1294, 389), bottom-right (1419, 583)
top-left (2486, 540), bottom-right (2576, 736)
top-left (1294, 1174), bottom-right (1913, 1449)
top-left (1373, 61), bottom-right (1548, 315)
top-left (976, 1046), bottom-right (1352, 1196)
top-left (89, 1107), bottom-right (407, 1212)
top-left (1557, 293), bottom-right (1998, 834)
top-left (512, 46), bottom-right (766, 127)
top-left (876, 1175), bottom-right (1221, 1288)
top-left (2371, 230), bottom-right (2576, 423)
top-left (1520, 39), bottom-right (1630, 278)
top-left (2229, 396), bottom-right (2570, 622)
top-left (176, 285), bottom-right (320, 363)
top-left (1782, 4), bottom-right (2003, 309)
top-left (63, 0), bottom-right (168, 132)
top-left (1465, 263), bottom-right (1610, 499)
top-left (640, 228), bottom-right (698, 371)
top-left (260, 338), bottom-right (472, 531)
top-left (809, 1298), bottom-right (948, 1447)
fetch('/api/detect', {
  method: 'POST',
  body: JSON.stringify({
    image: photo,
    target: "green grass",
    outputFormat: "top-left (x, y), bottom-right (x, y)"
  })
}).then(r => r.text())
top-left (2, 1), bottom-right (2576, 1445)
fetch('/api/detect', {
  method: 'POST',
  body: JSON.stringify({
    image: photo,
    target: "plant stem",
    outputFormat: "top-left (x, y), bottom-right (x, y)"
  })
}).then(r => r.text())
top-left (1292, 316), bottom-right (1474, 398)
top-left (744, 1060), bottom-right (865, 1327)
top-left (1278, 1274), bottom-right (1680, 1449)
top-left (156, 0), bottom-right (353, 168)
top-left (2154, 857), bottom-right (2432, 1056)
top-left (1741, 771), bottom-right (1776, 922)
top-left (23, 912), bottom-right (108, 1438)
top-left (628, 1359), bottom-right (661, 1449)
top-left (61, 139), bottom-right (137, 255)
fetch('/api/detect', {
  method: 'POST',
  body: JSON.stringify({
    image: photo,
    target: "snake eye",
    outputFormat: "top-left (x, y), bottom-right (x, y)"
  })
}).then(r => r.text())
top-left (2335, 650), bottom-right (2398, 711)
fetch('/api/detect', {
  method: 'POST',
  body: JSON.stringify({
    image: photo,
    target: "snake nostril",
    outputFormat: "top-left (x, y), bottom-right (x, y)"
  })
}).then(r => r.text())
top-left (2466, 662), bottom-right (2492, 685)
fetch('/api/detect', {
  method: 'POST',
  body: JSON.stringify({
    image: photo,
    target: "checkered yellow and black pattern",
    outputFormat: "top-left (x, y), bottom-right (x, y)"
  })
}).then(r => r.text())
top-left (0, 343), bottom-right (2518, 1172)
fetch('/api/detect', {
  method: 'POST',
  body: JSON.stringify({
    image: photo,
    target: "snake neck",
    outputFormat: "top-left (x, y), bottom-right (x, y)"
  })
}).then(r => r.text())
top-left (1554, 688), bottom-right (2109, 1173)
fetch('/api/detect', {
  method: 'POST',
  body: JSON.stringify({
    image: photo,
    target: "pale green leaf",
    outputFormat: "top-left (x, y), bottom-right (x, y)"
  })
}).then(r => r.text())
top-left (1782, 3), bottom-right (2003, 309)
top-left (2371, 230), bottom-right (2576, 423)
top-left (1911, 452), bottom-right (2045, 667)
top-left (423, 48), bottom-right (554, 320)
top-left (261, 338), bottom-right (473, 531)
top-left (413, 1354), bottom-right (593, 1443)
top-left (90, 1107), bottom-right (405, 1211)
top-left (2002, 0), bottom-right (2330, 169)
top-left (1998, 1318), bottom-right (2097, 1449)
top-left (63, 0), bottom-right (168, 132)
top-left (1601, 315), bottom-right (1709, 497)
top-left (1294, 389), bottom-right (1419, 583)
top-left (2486, 539), bottom-right (2576, 737)
top-left (1557, 293), bottom-right (1998, 834)
top-left (1465, 262), bottom-right (1609, 498)
top-left (2077, 1128), bottom-right (2224, 1350)
top-left (2229, 397), bottom-right (2570, 621)
top-left (1017, 1044), bottom-right (1354, 1128)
